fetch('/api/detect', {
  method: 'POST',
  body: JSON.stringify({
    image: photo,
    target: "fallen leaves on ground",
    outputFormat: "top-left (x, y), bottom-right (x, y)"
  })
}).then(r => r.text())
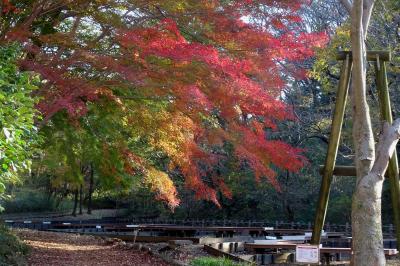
top-left (14, 229), bottom-right (171, 266)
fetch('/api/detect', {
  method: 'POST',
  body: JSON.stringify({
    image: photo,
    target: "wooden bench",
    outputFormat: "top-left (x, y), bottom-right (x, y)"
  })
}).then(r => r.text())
top-left (245, 243), bottom-right (398, 263)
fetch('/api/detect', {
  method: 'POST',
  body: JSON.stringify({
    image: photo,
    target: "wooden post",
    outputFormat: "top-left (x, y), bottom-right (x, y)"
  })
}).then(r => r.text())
top-left (375, 56), bottom-right (400, 249)
top-left (311, 55), bottom-right (352, 245)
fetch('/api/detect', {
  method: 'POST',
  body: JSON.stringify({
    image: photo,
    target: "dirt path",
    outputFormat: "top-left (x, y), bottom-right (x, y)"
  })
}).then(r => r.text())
top-left (14, 229), bottom-right (170, 266)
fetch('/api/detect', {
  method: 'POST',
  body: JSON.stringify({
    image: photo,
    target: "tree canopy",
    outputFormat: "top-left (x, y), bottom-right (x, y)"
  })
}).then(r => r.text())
top-left (0, 0), bottom-right (327, 208)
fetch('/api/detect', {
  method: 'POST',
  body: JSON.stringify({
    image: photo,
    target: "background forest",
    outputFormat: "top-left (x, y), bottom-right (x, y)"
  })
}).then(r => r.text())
top-left (0, 0), bottom-right (400, 227)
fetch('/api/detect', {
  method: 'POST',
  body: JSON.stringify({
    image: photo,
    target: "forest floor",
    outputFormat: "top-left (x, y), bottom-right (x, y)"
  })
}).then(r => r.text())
top-left (12, 227), bottom-right (400, 266)
top-left (13, 229), bottom-right (171, 266)
top-left (388, 258), bottom-right (400, 266)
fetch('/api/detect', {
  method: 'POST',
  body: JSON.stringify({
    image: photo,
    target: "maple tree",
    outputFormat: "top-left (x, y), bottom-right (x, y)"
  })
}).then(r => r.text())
top-left (0, 0), bottom-right (327, 208)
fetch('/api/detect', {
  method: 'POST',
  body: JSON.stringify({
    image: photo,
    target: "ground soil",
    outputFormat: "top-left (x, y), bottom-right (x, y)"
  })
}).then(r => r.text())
top-left (14, 229), bottom-right (171, 266)
top-left (387, 258), bottom-right (400, 266)
top-left (147, 242), bottom-right (210, 265)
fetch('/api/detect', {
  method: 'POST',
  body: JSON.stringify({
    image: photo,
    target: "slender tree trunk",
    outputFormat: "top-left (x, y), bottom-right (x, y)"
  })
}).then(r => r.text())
top-left (87, 163), bottom-right (94, 215)
top-left (55, 193), bottom-right (63, 209)
top-left (55, 184), bottom-right (68, 208)
top-left (46, 189), bottom-right (53, 204)
top-left (282, 170), bottom-right (294, 222)
top-left (79, 184), bottom-right (83, 215)
top-left (72, 189), bottom-right (78, 217)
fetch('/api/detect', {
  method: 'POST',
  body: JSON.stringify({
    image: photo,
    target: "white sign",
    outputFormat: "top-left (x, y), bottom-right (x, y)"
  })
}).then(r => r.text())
top-left (126, 224), bottom-right (139, 228)
top-left (96, 225), bottom-right (102, 229)
top-left (296, 245), bottom-right (320, 264)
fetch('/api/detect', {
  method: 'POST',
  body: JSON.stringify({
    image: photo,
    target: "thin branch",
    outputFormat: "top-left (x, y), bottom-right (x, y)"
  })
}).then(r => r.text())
top-left (362, 0), bottom-right (375, 39)
top-left (340, 0), bottom-right (353, 13)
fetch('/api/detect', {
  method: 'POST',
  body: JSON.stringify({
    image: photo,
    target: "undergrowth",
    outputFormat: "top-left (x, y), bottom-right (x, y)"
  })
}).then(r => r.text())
top-left (2, 189), bottom-right (73, 213)
top-left (0, 225), bottom-right (28, 266)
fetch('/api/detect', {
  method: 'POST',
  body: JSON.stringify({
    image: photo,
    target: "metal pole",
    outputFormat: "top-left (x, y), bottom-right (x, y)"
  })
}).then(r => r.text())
top-left (311, 55), bottom-right (352, 244)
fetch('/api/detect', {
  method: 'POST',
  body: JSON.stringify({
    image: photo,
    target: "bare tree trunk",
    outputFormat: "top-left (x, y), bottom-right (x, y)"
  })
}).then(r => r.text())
top-left (87, 163), bottom-right (94, 215)
top-left (72, 189), bottom-right (78, 217)
top-left (349, 0), bottom-right (387, 265)
top-left (338, 0), bottom-right (400, 265)
top-left (349, 1), bottom-right (383, 265)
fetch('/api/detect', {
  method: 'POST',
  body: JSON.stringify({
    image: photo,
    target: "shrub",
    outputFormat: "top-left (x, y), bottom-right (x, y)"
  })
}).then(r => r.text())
top-left (0, 225), bottom-right (28, 266)
top-left (190, 257), bottom-right (251, 266)
top-left (0, 44), bottom-right (40, 212)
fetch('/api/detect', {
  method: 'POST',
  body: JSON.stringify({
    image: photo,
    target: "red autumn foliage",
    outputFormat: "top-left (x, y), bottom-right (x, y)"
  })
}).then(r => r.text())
top-left (1, 0), bottom-right (17, 14)
top-left (0, 0), bottom-right (328, 207)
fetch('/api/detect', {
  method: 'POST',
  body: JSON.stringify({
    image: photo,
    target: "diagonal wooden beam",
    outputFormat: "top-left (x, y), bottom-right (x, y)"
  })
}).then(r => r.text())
top-left (311, 54), bottom-right (352, 245)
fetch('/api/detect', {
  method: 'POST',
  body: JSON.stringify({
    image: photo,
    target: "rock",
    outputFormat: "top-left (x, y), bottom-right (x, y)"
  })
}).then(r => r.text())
top-left (115, 241), bottom-right (127, 248)
top-left (168, 240), bottom-right (193, 249)
top-left (132, 243), bottom-right (143, 250)
top-left (105, 237), bottom-right (123, 245)
top-left (140, 246), bottom-right (151, 253)
top-left (158, 246), bottom-right (172, 253)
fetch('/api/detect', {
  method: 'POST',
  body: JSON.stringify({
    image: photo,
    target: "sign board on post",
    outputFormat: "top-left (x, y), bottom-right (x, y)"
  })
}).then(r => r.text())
top-left (296, 245), bottom-right (320, 264)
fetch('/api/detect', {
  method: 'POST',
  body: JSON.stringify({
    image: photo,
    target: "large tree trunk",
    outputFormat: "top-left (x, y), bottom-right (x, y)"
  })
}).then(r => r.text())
top-left (351, 176), bottom-right (385, 265)
top-left (349, 1), bottom-right (384, 265)
top-left (352, 120), bottom-right (400, 266)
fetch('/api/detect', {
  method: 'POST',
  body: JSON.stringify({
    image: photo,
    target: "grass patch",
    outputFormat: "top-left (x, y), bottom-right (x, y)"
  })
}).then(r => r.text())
top-left (190, 256), bottom-right (251, 266)
top-left (0, 225), bottom-right (28, 266)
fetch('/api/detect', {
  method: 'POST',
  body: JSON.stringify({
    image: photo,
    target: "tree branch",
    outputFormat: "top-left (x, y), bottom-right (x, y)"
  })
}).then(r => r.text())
top-left (362, 0), bottom-right (375, 39)
top-left (340, 0), bottom-right (353, 13)
top-left (371, 119), bottom-right (400, 178)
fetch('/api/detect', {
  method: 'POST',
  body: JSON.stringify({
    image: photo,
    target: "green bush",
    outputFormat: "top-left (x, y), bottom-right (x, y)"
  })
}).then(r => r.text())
top-left (2, 190), bottom-right (73, 213)
top-left (0, 44), bottom-right (40, 212)
top-left (0, 225), bottom-right (28, 266)
top-left (190, 257), bottom-right (251, 266)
